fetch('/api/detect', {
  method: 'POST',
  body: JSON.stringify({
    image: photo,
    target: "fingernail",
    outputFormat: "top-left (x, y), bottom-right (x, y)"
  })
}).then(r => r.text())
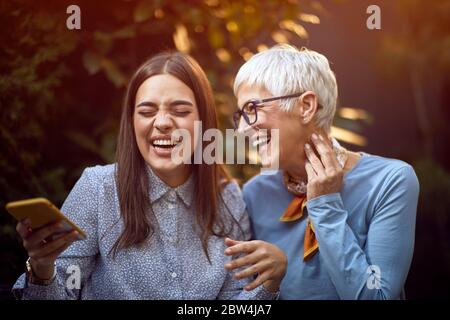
top-left (318, 134), bottom-right (324, 141)
top-left (225, 249), bottom-right (231, 254)
top-left (225, 263), bottom-right (231, 269)
top-left (304, 143), bottom-right (311, 150)
top-left (311, 133), bottom-right (318, 140)
top-left (244, 286), bottom-right (251, 291)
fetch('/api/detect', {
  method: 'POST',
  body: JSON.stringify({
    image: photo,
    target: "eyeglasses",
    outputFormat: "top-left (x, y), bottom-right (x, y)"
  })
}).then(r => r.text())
top-left (233, 92), bottom-right (313, 130)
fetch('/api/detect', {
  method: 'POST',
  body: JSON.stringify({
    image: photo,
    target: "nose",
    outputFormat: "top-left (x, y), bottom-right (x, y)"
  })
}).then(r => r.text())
top-left (154, 112), bottom-right (173, 132)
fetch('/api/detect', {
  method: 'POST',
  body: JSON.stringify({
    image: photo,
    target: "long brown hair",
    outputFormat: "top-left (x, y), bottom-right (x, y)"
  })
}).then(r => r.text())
top-left (113, 51), bottom-right (233, 260)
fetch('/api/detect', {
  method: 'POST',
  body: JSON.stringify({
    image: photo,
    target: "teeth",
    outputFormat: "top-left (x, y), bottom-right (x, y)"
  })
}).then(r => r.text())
top-left (152, 139), bottom-right (180, 146)
top-left (154, 139), bottom-right (173, 146)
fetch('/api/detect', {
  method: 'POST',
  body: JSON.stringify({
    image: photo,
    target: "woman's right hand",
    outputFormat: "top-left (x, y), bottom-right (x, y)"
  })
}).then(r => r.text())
top-left (16, 218), bottom-right (79, 280)
top-left (224, 238), bottom-right (287, 293)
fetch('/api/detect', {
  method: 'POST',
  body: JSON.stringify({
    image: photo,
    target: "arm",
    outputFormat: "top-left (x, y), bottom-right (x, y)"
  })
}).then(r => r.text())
top-left (307, 165), bottom-right (418, 299)
top-left (304, 133), bottom-right (419, 299)
top-left (216, 182), bottom-right (281, 300)
top-left (12, 167), bottom-right (100, 300)
top-left (217, 212), bottom-right (280, 300)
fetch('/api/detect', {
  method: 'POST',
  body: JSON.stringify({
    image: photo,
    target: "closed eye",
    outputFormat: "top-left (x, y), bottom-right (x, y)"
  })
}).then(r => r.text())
top-left (138, 111), bottom-right (157, 117)
top-left (172, 110), bottom-right (191, 116)
top-left (170, 100), bottom-right (194, 116)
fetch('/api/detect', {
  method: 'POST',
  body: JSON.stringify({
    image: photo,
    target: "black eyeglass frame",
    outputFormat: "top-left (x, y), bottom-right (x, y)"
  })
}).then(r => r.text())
top-left (233, 92), bottom-right (316, 130)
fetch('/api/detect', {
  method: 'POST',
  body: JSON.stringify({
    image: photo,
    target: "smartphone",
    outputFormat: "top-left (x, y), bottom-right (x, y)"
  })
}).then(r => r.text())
top-left (5, 197), bottom-right (87, 240)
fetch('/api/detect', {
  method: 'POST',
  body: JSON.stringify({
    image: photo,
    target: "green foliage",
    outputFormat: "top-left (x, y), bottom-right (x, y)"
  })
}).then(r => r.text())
top-left (0, 0), bottom-right (328, 289)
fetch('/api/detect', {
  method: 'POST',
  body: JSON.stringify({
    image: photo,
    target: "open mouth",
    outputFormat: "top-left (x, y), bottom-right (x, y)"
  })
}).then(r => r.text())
top-left (150, 135), bottom-right (183, 152)
top-left (151, 139), bottom-right (181, 149)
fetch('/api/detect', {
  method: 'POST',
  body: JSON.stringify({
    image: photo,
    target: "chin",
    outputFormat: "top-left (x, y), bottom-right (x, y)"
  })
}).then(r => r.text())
top-left (147, 159), bottom-right (181, 174)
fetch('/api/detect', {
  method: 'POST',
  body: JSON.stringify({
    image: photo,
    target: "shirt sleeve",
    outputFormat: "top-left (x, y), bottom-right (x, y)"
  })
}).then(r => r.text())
top-left (217, 181), bottom-right (279, 300)
top-left (12, 167), bottom-right (101, 300)
top-left (306, 165), bottom-right (419, 299)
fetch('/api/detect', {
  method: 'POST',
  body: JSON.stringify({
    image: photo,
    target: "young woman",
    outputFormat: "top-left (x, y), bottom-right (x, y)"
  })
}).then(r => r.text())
top-left (12, 51), bottom-right (287, 299)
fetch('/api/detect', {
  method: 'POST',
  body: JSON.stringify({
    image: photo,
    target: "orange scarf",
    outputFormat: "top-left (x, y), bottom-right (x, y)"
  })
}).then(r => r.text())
top-left (279, 195), bottom-right (318, 261)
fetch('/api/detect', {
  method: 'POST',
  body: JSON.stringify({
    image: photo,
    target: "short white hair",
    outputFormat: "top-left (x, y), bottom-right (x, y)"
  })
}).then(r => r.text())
top-left (233, 44), bottom-right (338, 132)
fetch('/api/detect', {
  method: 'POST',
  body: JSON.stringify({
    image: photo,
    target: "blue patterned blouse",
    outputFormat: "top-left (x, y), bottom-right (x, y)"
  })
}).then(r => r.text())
top-left (13, 164), bottom-right (278, 300)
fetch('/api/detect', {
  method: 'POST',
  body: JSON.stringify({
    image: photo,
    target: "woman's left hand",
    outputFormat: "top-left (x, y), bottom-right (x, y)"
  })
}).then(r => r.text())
top-left (224, 238), bottom-right (287, 293)
top-left (304, 133), bottom-right (344, 201)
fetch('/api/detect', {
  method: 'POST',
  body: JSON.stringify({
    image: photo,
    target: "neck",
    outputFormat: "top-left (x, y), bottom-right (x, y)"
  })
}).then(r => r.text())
top-left (153, 165), bottom-right (191, 188)
top-left (284, 128), bottom-right (331, 182)
top-left (284, 161), bottom-right (308, 182)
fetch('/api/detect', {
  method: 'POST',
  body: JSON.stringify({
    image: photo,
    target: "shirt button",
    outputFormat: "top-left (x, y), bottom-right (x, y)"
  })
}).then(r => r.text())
top-left (171, 272), bottom-right (177, 278)
top-left (168, 204), bottom-right (175, 210)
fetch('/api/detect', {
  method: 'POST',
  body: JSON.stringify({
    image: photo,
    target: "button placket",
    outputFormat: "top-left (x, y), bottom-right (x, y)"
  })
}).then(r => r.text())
top-left (164, 190), bottom-right (179, 246)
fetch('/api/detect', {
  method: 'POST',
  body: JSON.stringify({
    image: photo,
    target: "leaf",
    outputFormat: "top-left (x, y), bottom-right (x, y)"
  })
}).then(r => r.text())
top-left (65, 131), bottom-right (99, 155)
top-left (100, 58), bottom-right (126, 88)
top-left (93, 31), bottom-right (113, 54)
top-left (82, 51), bottom-right (101, 75)
top-left (133, 1), bottom-right (154, 23)
top-left (216, 48), bottom-right (231, 63)
top-left (113, 26), bottom-right (136, 39)
top-left (173, 24), bottom-right (191, 53)
top-left (298, 13), bottom-right (320, 24)
top-left (271, 30), bottom-right (289, 44)
top-left (208, 25), bottom-right (225, 49)
top-left (279, 20), bottom-right (308, 39)
top-left (330, 126), bottom-right (367, 146)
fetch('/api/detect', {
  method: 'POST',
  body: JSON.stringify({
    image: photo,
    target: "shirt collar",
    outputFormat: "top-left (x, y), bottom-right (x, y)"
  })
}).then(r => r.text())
top-left (146, 164), bottom-right (194, 207)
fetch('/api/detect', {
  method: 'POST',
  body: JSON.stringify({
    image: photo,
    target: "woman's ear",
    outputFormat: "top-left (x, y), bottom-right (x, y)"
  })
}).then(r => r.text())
top-left (298, 91), bottom-right (319, 124)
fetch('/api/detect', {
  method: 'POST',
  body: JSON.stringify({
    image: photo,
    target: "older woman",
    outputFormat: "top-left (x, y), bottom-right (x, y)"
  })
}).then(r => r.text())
top-left (227, 44), bottom-right (419, 299)
top-left (12, 51), bottom-right (287, 299)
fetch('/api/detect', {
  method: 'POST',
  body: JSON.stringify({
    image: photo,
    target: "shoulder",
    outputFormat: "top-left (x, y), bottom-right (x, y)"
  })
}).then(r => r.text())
top-left (359, 153), bottom-right (419, 188)
top-left (63, 164), bottom-right (117, 207)
top-left (81, 163), bottom-right (116, 182)
top-left (242, 170), bottom-right (284, 202)
top-left (243, 170), bottom-right (283, 192)
top-left (76, 163), bottom-right (117, 191)
top-left (356, 153), bottom-right (420, 208)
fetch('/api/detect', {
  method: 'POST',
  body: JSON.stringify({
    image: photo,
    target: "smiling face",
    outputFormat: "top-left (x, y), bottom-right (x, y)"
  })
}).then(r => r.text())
top-left (236, 84), bottom-right (310, 171)
top-left (134, 74), bottom-right (200, 185)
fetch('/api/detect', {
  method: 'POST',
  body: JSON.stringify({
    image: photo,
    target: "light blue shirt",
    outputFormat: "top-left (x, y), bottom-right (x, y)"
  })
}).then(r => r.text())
top-left (243, 152), bottom-right (419, 299)
top-left (13, 164), bottom-right (277, 300)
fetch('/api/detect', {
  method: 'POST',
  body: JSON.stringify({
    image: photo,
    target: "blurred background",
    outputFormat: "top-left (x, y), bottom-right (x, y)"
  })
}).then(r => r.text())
top-left (1, 0), bottom-right (449, 299)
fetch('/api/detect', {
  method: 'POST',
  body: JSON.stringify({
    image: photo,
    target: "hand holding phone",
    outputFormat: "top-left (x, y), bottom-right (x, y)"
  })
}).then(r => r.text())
top-left (6, 197), bottom-right (87, 239)
top-left (6, 198), bottom-right (87, 280)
